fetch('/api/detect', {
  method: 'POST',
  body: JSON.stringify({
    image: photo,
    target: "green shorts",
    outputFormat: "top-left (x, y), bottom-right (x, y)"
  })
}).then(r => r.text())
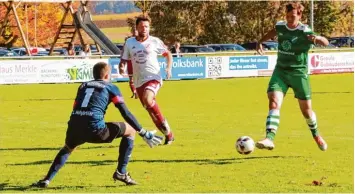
top-left (267, 68), bottom-right (311, 100)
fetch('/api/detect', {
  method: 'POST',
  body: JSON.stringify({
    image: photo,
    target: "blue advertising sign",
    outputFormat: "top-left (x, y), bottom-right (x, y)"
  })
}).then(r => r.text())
top-left (108, 58), bottom-right (129, 82)
top-left (229, 56), bottom-right (268, 70)
top-left (109, 57), bottom-right (206, 82)
top-left (159, 57), bottom-right (206, 79)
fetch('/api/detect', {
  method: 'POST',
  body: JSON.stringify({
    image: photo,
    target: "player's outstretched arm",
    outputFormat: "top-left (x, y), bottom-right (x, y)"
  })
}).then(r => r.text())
top-left (120, 41), bottom-right (131, 75)
top-left (115, 101), bottom-right (142, 131)
top-left (257, 28), bottom-right (277, 55)
top-left (307, 35), bottom-right (329, 47)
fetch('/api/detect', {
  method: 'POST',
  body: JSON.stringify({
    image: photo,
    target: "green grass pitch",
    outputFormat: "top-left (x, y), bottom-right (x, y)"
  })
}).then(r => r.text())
top-left (0, 73), bottom-right (353, 192)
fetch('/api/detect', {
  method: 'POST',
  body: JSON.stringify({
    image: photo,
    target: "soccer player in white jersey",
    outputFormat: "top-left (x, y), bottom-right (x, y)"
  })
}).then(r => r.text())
top-left (119, 16), bottom-right (174, 145)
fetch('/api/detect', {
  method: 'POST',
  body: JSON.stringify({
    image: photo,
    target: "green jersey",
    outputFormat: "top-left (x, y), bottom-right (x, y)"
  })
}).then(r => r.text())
top-left (275, 21), bottom-right (315, 73)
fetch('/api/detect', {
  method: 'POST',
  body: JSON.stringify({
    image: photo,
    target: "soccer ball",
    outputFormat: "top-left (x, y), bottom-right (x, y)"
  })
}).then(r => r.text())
top-left (236, 136), bottom-right (255, 155)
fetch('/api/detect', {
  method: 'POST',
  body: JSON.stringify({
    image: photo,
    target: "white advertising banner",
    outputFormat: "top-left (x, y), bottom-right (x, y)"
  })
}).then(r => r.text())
top-left (0, 61), bottom-right (40, 84)
top-left (207, 52), bottom-right (354, 78)
top-left (0, 59), bottom-right (108, 84)
top-left (1, 52), bottom-right (352, 84)
top-left (308, 52), bottom-right (354, 74)
top-left (206, 55), bottom-right (272, 78)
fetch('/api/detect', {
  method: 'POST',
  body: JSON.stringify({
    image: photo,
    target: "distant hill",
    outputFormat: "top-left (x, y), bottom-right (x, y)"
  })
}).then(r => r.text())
top-left (88, 1), bottom-right (141, 14)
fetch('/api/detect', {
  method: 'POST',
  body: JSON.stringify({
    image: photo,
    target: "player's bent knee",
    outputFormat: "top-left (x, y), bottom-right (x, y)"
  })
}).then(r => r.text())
top-left (268, 92), bottom-right (283, 109)
top-left (143, 95), bottom-right (155, 108)
top-left (268, 98), bottom-right (280, 109)
top-left (144, 99), bottom-right (155, 108)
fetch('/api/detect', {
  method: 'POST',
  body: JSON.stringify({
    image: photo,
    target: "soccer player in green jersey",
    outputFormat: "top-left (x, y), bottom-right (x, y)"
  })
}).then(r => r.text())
top-left (255, 2), bottom-right (329, 151)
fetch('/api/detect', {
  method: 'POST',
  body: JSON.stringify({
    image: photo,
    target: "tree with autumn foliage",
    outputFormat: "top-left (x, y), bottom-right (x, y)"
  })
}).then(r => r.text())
top-left (0, 1), bottom-right (88, 48)
top-left (132, 1), bottom-right (353, 45)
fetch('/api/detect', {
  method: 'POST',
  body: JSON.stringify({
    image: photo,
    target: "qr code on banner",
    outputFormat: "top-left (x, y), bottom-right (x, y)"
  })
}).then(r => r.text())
top-left (208, 57), bottom-right (222, 77)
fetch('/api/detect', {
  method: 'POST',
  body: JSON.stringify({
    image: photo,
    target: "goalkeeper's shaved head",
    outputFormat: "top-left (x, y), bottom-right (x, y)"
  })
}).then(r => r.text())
top-left (93, 62), bottom-right (110, 80)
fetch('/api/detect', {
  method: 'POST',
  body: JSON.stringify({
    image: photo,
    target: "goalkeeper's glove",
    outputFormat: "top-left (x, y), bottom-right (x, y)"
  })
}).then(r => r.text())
top-left (138, 129), bottom-right (163, 148)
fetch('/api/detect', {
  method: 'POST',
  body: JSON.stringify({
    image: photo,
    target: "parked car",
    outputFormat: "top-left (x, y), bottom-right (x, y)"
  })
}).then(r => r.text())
top-left (263, 41), bottom-right (278, 50)
top-left (314, 43), bottom-right (338, 49)
top-left (0, 49), bottom-right (18, 57)
top-left (180, 45), bottom-right (215, 53)
top-left (205, 44), bottom-right (246, 51)
top-left (329, 36), bottom-right (354, 47)
top-left (33, 51), bottom-right (50, 56)
top-left (46, 48), bottom-right (68, 56)
top-left (74, 45), bottom-right (82, 55)
top-left (241, 41), bottom-right (278, 51)
top-left (74, 44), bottom-right (105, 55)
top-left (11, 47), bottom-right (46, 56)
top-left (11, 48), bottom-right (27, 56)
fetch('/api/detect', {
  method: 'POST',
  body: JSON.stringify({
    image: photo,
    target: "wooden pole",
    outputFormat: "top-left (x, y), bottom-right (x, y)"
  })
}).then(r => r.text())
top-left (49, 1), bottom-right (71, 55)
top-left (0, 2), bottom-right (12, 35)
top-left (11, 1), bottom-right (31, 56)
top-left (34, 3), bottom-right (37, 47)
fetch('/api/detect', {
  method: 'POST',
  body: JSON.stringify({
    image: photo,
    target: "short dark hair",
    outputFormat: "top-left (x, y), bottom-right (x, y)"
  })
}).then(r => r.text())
top-left (286, 2), bottom-right (304, 15)
top-left (93, 62), bottom-right (109, 79)
top-left (135, 15), bottom-right (151, 26)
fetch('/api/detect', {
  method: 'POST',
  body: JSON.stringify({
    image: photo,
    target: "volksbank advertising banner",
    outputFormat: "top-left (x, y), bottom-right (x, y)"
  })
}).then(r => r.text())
top-left (109, 57), bottom-right (206, 82)
top-left (158, 57), bottom-right (206, 79)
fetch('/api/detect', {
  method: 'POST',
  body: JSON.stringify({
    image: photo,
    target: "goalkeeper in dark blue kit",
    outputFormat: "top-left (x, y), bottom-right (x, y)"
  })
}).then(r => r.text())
top-left (32, 62), bottom-right (162, 187)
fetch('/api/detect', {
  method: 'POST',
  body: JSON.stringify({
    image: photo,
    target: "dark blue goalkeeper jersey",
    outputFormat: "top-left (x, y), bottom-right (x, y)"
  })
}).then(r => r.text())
top-left (69, 80), bottom-right (142, 131)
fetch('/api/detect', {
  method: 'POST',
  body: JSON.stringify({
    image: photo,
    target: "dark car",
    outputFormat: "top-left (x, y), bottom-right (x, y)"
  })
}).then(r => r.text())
top-left (115, 43), bottom-right (124, 51)
top-left (115, 43), bottom-right (124, 55)
top-left (0, 49), bottom-right (18, 57)
top-left (180, 45), bottom-right (215, 53)
top-left (46, 48), bottom-right (68, 56)
top-left (314, 43), bottom-right (338, 49)
top-left (329, 36), bottom-right (354, 47)
top-left (263, 41), bottom-right (278, 50)
top-left (241, 41), bottom-right (278, 51)
top-left (11, 48), bottom-right (28, 56)
top-left (74, 45), bottom-right (82, 55)
top-left (90, 44), bottom-right (106, 55)
top-left (205, 44), bottom-right (246, 51)
top-left (34, 51), bottom-right (50, 56)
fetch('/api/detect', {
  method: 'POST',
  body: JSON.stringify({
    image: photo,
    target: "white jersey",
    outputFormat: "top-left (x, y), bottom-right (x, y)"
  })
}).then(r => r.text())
top-left (122, 36), bottom-right (168, 88)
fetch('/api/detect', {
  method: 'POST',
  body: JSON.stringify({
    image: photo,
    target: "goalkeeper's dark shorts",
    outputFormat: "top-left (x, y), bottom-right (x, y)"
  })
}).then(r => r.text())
top-left (65, 122), bottom-right (126, 149)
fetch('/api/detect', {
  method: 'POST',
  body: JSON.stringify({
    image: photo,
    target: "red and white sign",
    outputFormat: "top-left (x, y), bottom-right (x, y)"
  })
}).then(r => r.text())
top-left (309, 52), bottom-right (354, 74)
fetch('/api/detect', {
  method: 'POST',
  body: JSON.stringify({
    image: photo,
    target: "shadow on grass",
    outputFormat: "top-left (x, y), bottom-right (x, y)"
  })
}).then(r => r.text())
top-left (3, 98), bottom-right (74, 102)
top-left (0, 183), bottom-right (31, 192)
top-left (0, 145), bottom-right (116, 152)
top-left (0, 183), bottom-right (119, 191)
top-left (313, 91), bottom-right (352, 94)
top-left (7, 155), bottom-right (303, 167)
